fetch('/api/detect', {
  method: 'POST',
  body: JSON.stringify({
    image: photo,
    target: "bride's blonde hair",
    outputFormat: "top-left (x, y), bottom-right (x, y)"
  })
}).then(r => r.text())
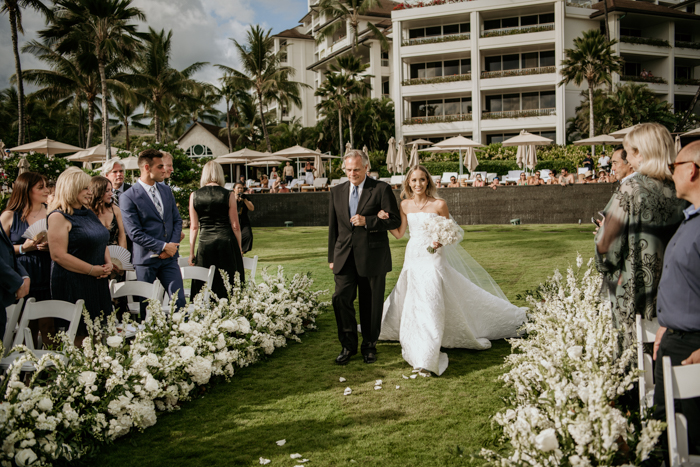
top-left (400, 165), bottom-right (441, 200)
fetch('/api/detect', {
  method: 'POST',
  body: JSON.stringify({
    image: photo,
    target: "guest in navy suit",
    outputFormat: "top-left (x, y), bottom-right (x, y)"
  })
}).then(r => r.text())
top-left (120, 149), bottom-right (186, 312)
top-left (0, 226), bottom-right (29, 336)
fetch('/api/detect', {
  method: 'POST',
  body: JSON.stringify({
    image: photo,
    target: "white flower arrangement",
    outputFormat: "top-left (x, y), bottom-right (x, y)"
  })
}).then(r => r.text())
top-left (423, 215), bottom-right (462, 254)
top-left (0, 267), bottom-right (328, 466)
top-left (481, 255), bottom-right (665, 466)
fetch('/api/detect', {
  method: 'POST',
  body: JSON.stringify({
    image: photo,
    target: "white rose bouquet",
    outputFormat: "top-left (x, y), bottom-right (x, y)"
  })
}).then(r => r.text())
top-left (423, 215), bottom-right (461, 254)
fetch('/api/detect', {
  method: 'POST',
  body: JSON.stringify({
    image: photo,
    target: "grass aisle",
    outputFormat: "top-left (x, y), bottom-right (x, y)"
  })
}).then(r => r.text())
top-left (93, 224), bottom-right (596, 467)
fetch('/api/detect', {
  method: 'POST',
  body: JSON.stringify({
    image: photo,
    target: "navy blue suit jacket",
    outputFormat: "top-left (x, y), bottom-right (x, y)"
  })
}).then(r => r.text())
top-left (119, 181), bottom-right (182, 266)
top-left (0, 226), bottom-right (27, 309)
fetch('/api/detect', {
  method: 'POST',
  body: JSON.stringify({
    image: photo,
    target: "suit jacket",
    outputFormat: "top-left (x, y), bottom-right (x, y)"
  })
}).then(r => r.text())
top-left (120, 181), bottom-right (182, 266)
top-left (0, 226), bottom-right (27, 309)
top-left (328, 177), bottom-right (401, 277)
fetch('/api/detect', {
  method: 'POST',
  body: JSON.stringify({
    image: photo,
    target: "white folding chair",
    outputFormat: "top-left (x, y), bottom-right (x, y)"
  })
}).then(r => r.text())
top-left (243, 255), bottom-right (258, 284)
top-left (180, 265), bottom-right (216, 302)
top-left (339, 177), bottom-right (348, 183)
top-left (662, 356), bottom-right (700, 466)
top-left (0, 298), bottom-right (84, 371)
top-left (2, 298), bottom-right (23, 357)
top-left (487, 173), bottom-right (498, 183)
top-left (471, 171), bottom-right (487, 181)
top-left (636, 315), bottom-right (661, 409)
top-left (578, 167), bottom-right (588, 175)
top-left (178, 257), bottom-right (189, 268)
top-left (390, 175), bottom-right (405, 188)
top-left (110, 279), bottom-right (164, 321)
top-left (540, 169), bottom-right (552, 181)
top-left (330, 179), bottom-right (340, 187)
top-left (125, 270), bottom-right (137, 281)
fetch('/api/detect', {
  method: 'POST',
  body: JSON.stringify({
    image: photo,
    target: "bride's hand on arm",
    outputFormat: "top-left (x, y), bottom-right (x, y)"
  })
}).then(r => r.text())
top-left (380, 206), bottom-right (407, 239)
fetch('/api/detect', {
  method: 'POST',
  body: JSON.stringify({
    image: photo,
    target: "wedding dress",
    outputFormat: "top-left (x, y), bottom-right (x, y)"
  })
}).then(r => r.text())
top-left (379, 212), bottom-right (527, 375)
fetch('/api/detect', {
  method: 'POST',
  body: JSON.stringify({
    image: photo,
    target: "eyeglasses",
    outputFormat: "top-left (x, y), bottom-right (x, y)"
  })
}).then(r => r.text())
top-left (668, 160), bottom-right (700, 174)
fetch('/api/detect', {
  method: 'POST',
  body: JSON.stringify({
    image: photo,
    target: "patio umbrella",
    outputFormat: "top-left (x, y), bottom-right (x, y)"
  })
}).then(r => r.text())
top-left (313, 149), bottom-right (326, 178)
top-left (345, 142), bottom-right (352, 155)
top-left (410, 138), bottom-right (433, 146)
top-left (10, 137), bottom-right (84, 157)
top-left (395, 140), bottom-right (408, 174)
top-left (609, 125), bottom-right (639, 137)
top-left (117, 156), bottom-right (140, 171)
top-left (502, 131), bottom-right (551, 174)
top-left (215, 148), bottom-right (272, 179)
top-left (675, 135), bottom-right (682, 154)
top-left (66, 144), bottom-right (132, 162)
top-left (408, 143), bottom-right (419, 168)
top-left (434, 135), bottom-right (484, 176)
top-left (386, 137), bottom-right (396, 174)
top-left (464, 147), bottom-right (479, 173)
top-left (573, 135), bottom-right (622, 145)
top-left (362, 145), bottom-right (368, 155)
top-left (516, 146), bottom-right (525, 169)
top-left (681, 128), bottom-right (700, 137)
top-left (525, 144), bottom-right (538, 170)
top-left (17, 156), bottom-right (30, 175)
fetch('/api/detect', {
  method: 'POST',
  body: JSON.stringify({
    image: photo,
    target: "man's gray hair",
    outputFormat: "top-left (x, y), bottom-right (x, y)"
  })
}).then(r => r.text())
top-left (343, 149), bottom-right (369, 167)
top-left (101, 158), bottom-right (124, 175)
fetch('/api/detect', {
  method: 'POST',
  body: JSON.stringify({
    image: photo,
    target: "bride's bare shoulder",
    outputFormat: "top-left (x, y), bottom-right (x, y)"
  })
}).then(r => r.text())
top-left (400, 199), bottom-right (414, 210)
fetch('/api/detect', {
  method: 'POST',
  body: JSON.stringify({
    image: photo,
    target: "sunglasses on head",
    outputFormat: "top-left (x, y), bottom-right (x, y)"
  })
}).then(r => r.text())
top-left (668, 161), bottom-right (700, 174)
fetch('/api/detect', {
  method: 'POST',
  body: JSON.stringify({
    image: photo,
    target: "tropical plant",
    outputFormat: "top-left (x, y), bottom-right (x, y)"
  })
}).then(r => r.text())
top-left (37, 0), bottom-right (145, 159)
top-left (1, 0), bottom-right (52, 145)
top-left (215, 72), bottom-right (251, 152)
top-left (317, 0), bottom-right (390, 52)
top-left (315, 71), bottom-right (349, 155)
top-left (559, 29), bottom-right (623, 154)
top-left (221, 25), bottom-right (306, 153)
top-left (109, 92), bottom-right (146, 151)
top-left (328, 55), bottom-right (372, 148)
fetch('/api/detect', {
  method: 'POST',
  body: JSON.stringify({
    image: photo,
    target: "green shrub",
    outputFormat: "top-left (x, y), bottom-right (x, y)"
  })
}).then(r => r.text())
top-left (534, 160), bottom-right (577, 174)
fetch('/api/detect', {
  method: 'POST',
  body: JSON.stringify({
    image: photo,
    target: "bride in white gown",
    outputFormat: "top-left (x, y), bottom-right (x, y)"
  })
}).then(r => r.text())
top-left (378, 165), bottom-right (527, 376)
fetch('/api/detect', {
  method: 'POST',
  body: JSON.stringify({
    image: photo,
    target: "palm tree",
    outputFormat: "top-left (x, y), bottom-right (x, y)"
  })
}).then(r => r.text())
top-left (329, 55), bottom-right (372, 148)
top-left (38, 0), bottom-right (145, 159)
top-left (317, 0), bottom-right (390, 52)
top-left (315, 71), bottom-right (350, 155)
top-left (1, 0), bottom-right (52, 145)
top-left (215, 72), bottom-right (251, 152)
top-left (127, 27), bottom-right (206, 144)
top-left (221, 25), bottom-right (307, 153)
top-left (109, 92), bottom-right (146, 151)
top-left (559, 29), bottom-right (623, 155)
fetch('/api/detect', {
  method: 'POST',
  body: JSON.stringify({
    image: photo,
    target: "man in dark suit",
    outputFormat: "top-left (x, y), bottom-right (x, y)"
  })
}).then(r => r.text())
top-left (120, 149), bottom-right (186, 313)
top-left (328, 150), bottom-right (401, 365)
top-left (0, 226), bottom-right (29, 335)
top-left (104, 158), bottom-right (131, 207)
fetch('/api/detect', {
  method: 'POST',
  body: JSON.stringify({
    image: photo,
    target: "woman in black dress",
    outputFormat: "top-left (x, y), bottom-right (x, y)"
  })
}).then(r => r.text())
top-left (233, 182), bottom-right (254, 253)
top-left (47, 169), bottom-right (113, 342)
top-left (189, 162), bottom-right (245, 299)
top-left (0, 172), bottom-right (53, 343)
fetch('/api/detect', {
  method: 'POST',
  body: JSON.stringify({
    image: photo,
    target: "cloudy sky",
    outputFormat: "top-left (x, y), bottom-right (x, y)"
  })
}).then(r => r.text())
top-left (0, 0), bottom-right (309, 91)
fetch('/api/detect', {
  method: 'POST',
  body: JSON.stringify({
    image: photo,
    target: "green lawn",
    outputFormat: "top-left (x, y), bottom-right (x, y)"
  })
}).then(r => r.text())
top-left (91, 224), bottom-right (596, 467)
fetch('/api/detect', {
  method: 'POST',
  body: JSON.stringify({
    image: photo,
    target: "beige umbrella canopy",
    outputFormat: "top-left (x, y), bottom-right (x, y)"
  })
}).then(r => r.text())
top-left (17, 156), bottom-right (31, 175)
top-left (501, 131), bottom-right (553, 146)
top-left (464, 147), bottom-right (479, 173)
top-left (10, 138), bottom-right (83, 157)
top-left (609, 125), bottom-right (639, 137)
top-left (215, 147), bottom-right (270, 163)
top-left (408, 143), bottom-right (419, 168)
top-left (386, 137), bottom-right (396, 173)
top-left (272, 145), bottom-right (318, 158)
top-left (395, 140), bottom-right (408, 174)
top-left (117, 156), bottom-right (140, 171)
top-left (410, 138), bottom-right (433, 146)
top-left (573, 135), bottom-right (622, 145)
top-left (66, 144), bottom-right (132, 163)
top-left (681, 127), bottom-right (700, 137)
top-left (345, 142), bottom-right (352, 155)
top-left (434, 135), bottom-right (484, 176)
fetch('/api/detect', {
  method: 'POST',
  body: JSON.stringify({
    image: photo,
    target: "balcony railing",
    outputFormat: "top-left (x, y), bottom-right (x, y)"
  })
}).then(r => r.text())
top-left (676, 77), bottom-right (700, 86)
top-left (481, 66), bottom-right (556, 79)
top-left (620, 75), bottom-right (668, 84)
top-left (402, 33), bottom-right (470, 47)
top-left (403, 114), bottom-right (472, 125)
top-left (402, 74), bottom-right (471, 86)
top-left (620, 36), bottom-right (671, 48)
top-left (481, 108), bottom-right (555, 120)
top-left (565, 0), bottom-right (593, 7)
top-left (480, 23), bottom-right (554, 38)
top-left (675, 40), bottom-right (700, 50)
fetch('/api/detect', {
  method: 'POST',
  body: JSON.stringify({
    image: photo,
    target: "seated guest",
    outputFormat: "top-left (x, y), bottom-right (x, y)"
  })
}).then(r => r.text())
top-left (579, 171), bottom-right (595, 183)
top-left (559, 168), bottom-right (575, 185)
top-left (277, 182), bottom-right (290, 194)
top-left (517, 173), bottom-right (528, 186)
top-left (489, 177), bottom-right (500, 190)
top-left (1, 224), bottom-right (29, 336)
top-left (269, 178), bottom-right (281, 193)
top-left (597, 170), bottom-right (609, 183)
top-left (120, 149), bottom-right (186, 313)
top-left (652, 140), bottom-right (700, 458)
top-left (447, 176), bottom-right (459, 188)
top-left (47, 169), bottom-right (113, 341)
top-left (528, 171), bottom-right (545, 186)
top-left (547, 172), bottom-right (561, 185)
top-left (189, 161), bottom-right (245, 299)
top-left (260, 174), bottom-right (269, 189)
top-left (473, 174), bottom-right (486, 187)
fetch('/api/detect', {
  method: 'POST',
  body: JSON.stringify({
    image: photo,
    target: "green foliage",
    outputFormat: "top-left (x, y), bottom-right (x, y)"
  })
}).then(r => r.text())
top-left (620, 36), bottom-right (670, 48)
top-left (0, 152), bottom-right (75, 185)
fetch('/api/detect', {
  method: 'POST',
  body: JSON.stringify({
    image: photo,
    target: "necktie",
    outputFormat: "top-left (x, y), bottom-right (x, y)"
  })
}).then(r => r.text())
top-left (349, 184), bottom-right (358, 218)
top-left (112, 189), bottom-right (120, 206)
top-left (150, 186), bottom-right (164, 218)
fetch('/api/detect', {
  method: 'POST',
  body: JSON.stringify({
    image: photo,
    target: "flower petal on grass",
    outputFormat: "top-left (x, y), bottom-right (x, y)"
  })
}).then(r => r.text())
top-left (260, 458), bottom-right (271, 465)
top-left (276, 439), bottom-right (286, 446)
top-left (339, 377), bottom-right (346, 382)
top-left (411, 369), bottom-right (420, 373)
top-left (375, 380), bottom-right (382, 386)
top-left (402, 374), bottom-right (409, 379)
top-left (291, 453), bottom-right (302, 459)
top-left (374, 386), bottom-right (381, 390)
top-left (410, 374), bottom-right (417, 379)
top-left (396, 385), bottom-right (400, 389)
top-left (344, 387), bottom-right (352, 396)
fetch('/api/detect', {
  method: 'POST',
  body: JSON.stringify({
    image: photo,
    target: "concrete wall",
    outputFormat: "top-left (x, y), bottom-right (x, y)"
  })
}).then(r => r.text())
top-left (246, 183), bottom-right (617, 227)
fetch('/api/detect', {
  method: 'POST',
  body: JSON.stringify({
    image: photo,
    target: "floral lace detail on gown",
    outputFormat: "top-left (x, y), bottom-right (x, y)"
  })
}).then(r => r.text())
top-left (380, 212), bottom-right (526, 375)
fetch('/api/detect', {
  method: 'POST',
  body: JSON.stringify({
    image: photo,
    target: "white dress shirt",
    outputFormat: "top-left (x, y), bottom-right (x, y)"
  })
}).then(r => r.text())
top-left (138, 179), bottom-right (164, 214)
top-left (621, 171), bottom-right (637, 185)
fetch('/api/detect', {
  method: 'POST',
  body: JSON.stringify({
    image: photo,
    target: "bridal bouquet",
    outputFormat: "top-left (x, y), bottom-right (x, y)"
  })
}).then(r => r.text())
top-left (424, 215), bottom-right (461, 254)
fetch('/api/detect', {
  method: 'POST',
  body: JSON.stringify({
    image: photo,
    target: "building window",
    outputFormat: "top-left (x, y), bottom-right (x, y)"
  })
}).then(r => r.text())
top-left (382, 79), bottom-right (390, 96)
top-left (676, 31), bottom-right (693, 42)
top-left (483, 13), bottom-right (553, 31)
top-left (186, 144), bottom-right (213, 157)
top-left (280, 40), bottom-right (288, 62)
top-left (484, 91), bottom-right (555, 112)
top-left (624, 62), bottom-right (641, 76)
top-left (620, 27), bottom-right (642, 38)
top-left (408, 22), bottom-right (470, 39)
top-left (484, 51), bottom-right (555, 72)
top-left (409, 59), bottom-right (470, 79)
top-left (676, 66), bottom-right (692, 80)
top-left (381, 51), bottom-right (389, 67)
top-left (410, 97), bottom-right (471, 118)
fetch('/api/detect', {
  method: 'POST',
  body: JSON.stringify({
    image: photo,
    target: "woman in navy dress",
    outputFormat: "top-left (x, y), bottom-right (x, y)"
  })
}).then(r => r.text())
top-left (47, 169), bottom-right (113, 341)
top-left (0, 172), bottom-right (53, 343)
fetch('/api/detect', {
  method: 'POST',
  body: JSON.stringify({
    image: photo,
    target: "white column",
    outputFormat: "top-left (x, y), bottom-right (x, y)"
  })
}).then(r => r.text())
top-left (554, 0), bottom-right (565, 145)
top-left (393, 19), bottom-right (403, 141)
top-left (470, 11), bottom-right (481, 143)
top-left (369, 40), bottom-right (382, 99)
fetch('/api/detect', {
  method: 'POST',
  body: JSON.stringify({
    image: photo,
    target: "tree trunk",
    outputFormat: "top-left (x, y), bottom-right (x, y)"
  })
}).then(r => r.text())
top-left (9, 9), bottom-right (25, 145)
top-left (676, 86), bottom-right (700, 132)
top-left (98, 59), bottom-right (111, 159)
top-left (154, 113), bottom-right (161, 144)
top-left (124, 116), bottom-right (130, 152)
top-left (225, 97), bottom-right (233, 152)
top-left (258, 92), bottom-right (272, 153)
top-left (86, 99), bottom-right (95, 148)
top-left (78, 102), bottom-right (84, 148)
top-left (589, 86), bottom-right (596, 158)
top-left (338, 108), bottom-right (344, 156)
top-left (603, 0), bottom-right (610, 42)
top-left (348, 114), bottom-right (354, 148)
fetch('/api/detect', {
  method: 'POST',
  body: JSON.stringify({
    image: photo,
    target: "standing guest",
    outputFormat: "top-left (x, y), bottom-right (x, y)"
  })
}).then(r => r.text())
top-left (189, 161), bottom-right (245, 298)
top-left (610, 145), bottom-right (635, 185)
top-left (233, 183), bottom-right (254, 254)
top-left (0, 224), bottom-right (29, 336)
top-left (103, 159), bottom-right (130, 207)
top-left (88, 176), bottom-right (127, 250)
top-left (595, 123), bottom-right (688, 354)
top-left (161, 152), bottom-right (174, 182)
top-left (304, 162), bottom-right (315, 185)
top-left (283, 161), bottom-right (294, 185)
top-left (473, 174), bottom-right (486, 187)
top-left (517, 173), bottom-right (528, 186)
top-left (120, 149), bottom-right (186, 312)
top-left (1, 172), bottom-right (51, 343)
top-left (238, 175), bottom-right (246, 186)
top-left (582, 153), bottom-right (594, 172)
top-left (47, 169), bottom-right (113, 340)
top-left (270, 166), bottom-right (279, 182)
top-left (46, 179), bottom-right (56, 206)
top-left (598, 151), bottom-right (611, 173)
top-left (652, 140), bottom-right (700, 458)
top-left (447, 176), bottom-right (460, 188)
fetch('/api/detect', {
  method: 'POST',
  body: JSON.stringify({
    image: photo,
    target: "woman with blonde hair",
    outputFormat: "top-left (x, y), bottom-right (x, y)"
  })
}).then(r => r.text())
top-left (189, 161), bottom-right (245, 298)
top-left (596, 122), bottom-right (688, 353)
top-left (47, 168), bottom-right (113, 338)
top-left (375, 165), bottom-right (526, 375)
